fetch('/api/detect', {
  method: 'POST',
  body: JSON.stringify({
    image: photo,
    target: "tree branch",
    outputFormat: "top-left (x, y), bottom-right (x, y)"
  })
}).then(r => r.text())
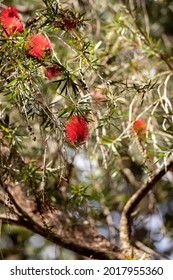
top-left (120, 157), bottom-right (173, 250)
top-left (0, 179), bottom-right (128, 259)
top-left (0, 213), bottom-right (20, 225)
top-left (0, 189), bottom-right (22, 219)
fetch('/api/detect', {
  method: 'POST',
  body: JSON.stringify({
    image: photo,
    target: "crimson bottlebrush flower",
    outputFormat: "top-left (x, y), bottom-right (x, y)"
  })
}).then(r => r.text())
top-left (26, 34), bottom-right (52, 58)
top-left (65, 115), bottom-right (89, 145)
top-left (132, 118), bottom-right (147, 139)
top-left (0, 6), bottom-right (23, 36)
top-left (1, 6), bottom-right (19, 19)
top-left (45, 64), bottom-right (61, 79)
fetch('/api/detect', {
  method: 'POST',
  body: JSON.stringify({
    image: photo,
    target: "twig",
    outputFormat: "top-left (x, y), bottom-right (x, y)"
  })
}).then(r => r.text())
top-left (94, 182), bottom-right (116, 243)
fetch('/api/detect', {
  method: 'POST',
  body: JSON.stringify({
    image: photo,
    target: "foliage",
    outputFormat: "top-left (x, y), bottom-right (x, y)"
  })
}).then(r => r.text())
top-left (1, 0), bottom-right (173, 260)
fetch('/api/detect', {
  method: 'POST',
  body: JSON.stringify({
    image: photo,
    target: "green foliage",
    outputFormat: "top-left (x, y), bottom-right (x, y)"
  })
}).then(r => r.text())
top-left (70, 183), bottom-right (90, 206)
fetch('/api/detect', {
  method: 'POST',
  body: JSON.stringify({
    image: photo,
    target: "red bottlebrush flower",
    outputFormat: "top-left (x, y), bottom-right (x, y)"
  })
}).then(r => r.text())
top-left (26, 34), bottom-right (52, 58)
top-left (132, 118), bottom-right (147, 139)
top-left (1, 17), bottom-right (23, 36)
top-left (45, 64), bottom-right (61, 80)
top-left (0, 6), bottom-right (19, 19)
top-left (0, 6), bottom-right (23, 36)
top-left (65, 115), bottom-right (88, 145)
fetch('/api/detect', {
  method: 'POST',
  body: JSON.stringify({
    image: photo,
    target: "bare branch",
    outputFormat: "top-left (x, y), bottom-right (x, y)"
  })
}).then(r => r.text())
top-left (120, 157), bottom-right (173, 249)
top-left (0, 189), bottom-right (21, 217)
top-left (120, 167), bottom-right (140, 189)
top-left (134, 241), bottom-right (168, 260)
top-left (0, 183), bottom-right (33, 220)
top-left (0, 190), bottom-right (9, 208)
top-left (0, 213), bottom-right (20, 225)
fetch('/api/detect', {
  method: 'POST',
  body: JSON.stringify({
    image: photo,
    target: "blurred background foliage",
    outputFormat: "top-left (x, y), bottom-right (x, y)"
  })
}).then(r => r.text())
top-left (1, 0), bottom-right (173, 259)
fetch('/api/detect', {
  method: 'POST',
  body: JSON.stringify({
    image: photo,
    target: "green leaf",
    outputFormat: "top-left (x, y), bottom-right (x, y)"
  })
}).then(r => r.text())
top-left (7, 79), bottom-right (18, 87)
top-left (100, 135), bottom-right (115, 145)
top-left (58, 104), bottom-right (75, 117)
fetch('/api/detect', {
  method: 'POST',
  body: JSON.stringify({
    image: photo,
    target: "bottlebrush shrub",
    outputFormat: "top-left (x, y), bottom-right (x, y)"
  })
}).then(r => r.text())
top-left (25, 34), bottom-right (52, 58)
top-left (132, 118), bottom-right (147, 139)
top-left (65, 115), bottom-right (89, 145)
top-left (45, 64), bottom-right (62, 80)
top-left (0, 6), bottom-right (23, 36)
